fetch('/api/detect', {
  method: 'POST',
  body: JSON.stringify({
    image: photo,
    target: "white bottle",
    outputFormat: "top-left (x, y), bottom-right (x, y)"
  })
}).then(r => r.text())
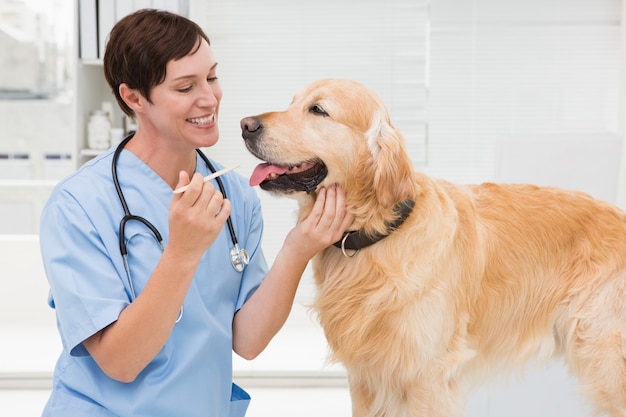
top-left (87, 110), bottom-right (111, 150)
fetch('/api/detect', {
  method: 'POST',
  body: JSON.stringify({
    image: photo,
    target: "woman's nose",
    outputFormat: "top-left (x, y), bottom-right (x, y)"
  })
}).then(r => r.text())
top-left (197, 82), bottom-right (220, 106)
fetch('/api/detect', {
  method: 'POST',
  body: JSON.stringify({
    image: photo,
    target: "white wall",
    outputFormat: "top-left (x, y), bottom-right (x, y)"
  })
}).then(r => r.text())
top-left (618, 0), bottom-right (626, 209)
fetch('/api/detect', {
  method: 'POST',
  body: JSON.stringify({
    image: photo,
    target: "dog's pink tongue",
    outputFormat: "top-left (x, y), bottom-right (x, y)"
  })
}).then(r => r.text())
top-left (250, 163), bottom-right (288, 186)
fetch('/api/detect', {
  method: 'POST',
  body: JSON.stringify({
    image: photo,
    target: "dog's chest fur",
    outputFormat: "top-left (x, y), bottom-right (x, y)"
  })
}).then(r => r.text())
top-left (310, 180), bottom-right (472, 372)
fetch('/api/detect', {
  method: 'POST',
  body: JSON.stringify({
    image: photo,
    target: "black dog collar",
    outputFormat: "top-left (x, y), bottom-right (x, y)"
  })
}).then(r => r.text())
top-left (333, 198), bottom-right (415, 255)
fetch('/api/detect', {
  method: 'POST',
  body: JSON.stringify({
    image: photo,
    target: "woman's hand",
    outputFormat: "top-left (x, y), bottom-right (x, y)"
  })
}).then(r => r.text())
top-left (285, 184), bottom-right (354, 261)
top-left (167, 171), bottom-right (231, 259)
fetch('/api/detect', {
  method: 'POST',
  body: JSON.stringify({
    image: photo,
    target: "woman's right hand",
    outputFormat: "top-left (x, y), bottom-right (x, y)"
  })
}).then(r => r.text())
top-left (168, 171), bottom-right (232, 259)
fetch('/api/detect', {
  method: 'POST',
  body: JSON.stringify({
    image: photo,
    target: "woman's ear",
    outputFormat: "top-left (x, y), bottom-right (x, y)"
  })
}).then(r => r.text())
top-left (119, 83), bottom-right (142, 114)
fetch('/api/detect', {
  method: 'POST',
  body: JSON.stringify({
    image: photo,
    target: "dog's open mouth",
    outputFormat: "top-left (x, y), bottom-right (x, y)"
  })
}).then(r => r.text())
top-left (249, 159), bottom-right (327, 193)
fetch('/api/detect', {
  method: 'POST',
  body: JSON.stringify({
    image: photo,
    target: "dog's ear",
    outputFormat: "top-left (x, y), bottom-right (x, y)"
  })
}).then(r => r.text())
top-left (366, 111), bottom-right (415, 209)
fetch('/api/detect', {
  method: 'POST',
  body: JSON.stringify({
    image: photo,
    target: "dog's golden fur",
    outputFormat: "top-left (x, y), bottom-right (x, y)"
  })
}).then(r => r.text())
top-left (243, 78), bottom-right (626, 416)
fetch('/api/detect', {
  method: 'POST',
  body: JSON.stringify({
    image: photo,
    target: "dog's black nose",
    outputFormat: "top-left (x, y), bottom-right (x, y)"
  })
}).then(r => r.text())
top-left (240, 117), bottom-right (262, 140)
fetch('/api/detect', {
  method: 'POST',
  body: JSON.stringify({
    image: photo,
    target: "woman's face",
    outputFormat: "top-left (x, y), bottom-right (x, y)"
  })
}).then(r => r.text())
top-left (142, 39), bottom-right (223, 150)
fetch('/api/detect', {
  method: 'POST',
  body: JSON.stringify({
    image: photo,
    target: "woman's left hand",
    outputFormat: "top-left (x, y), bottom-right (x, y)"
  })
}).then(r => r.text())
top-left (285, 184), bottom-right (354, 261)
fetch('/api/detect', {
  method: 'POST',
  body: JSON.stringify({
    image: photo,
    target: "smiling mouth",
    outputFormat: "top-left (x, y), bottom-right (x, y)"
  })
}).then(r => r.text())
top-left (249, 159), bottom-right (328, 194)
top-left (187, 115), bottom-right (215, 126)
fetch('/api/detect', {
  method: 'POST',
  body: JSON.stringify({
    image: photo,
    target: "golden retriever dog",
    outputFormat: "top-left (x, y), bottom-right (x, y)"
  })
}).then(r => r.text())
top-left (240, 78), bottom-right (626, 417)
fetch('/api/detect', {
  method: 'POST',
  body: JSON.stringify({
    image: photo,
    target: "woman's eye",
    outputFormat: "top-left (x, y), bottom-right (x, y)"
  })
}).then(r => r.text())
top-left (178, 86), bottom-right (193, 93)
top-left (309, 104), bottom-right (328, 116)
top-left (207, 76), bottom-right (219, 83)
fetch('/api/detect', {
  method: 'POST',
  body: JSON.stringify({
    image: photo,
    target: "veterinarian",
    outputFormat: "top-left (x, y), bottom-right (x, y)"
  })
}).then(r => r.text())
top-left (39, 9), bottom-right (353, 417)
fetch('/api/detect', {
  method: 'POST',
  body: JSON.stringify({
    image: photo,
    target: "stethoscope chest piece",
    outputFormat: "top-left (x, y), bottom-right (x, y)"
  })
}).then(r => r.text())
top-left (230, 244), bottom-right (249, 272)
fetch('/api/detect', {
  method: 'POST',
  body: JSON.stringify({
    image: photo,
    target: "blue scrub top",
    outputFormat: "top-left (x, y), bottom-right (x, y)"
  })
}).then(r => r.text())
top-left (39, 148), bottom-right (267, 417)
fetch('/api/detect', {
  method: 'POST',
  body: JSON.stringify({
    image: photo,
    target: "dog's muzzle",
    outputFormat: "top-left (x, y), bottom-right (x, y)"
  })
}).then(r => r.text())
top-left (241, 116), bottom-right (328, 194)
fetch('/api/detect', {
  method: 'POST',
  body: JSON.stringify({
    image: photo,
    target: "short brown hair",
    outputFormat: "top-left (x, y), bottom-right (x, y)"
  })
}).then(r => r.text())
top-left (103, 9), bottom-right (211, 117)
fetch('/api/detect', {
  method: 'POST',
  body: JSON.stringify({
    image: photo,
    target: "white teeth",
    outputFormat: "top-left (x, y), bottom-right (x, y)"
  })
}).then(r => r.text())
top-left (188, 115), bottom-right (214, 125)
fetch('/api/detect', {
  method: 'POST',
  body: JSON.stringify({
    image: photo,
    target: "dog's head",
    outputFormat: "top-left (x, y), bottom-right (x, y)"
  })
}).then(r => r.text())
top-left (241, 78), bottom-right (416, 226)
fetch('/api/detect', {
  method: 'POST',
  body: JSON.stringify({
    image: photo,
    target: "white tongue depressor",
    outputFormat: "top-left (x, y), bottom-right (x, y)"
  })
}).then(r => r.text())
top-left (173, 164), bottom-right (239, 194)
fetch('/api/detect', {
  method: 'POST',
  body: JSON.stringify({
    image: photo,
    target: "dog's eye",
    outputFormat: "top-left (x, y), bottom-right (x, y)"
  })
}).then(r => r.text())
top-left (309, 104), bottom-right (328, 117)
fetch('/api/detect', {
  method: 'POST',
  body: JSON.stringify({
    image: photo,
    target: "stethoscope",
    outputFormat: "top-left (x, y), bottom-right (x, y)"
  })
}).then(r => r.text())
top-left (112, 134), bottom-right (249, 322)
